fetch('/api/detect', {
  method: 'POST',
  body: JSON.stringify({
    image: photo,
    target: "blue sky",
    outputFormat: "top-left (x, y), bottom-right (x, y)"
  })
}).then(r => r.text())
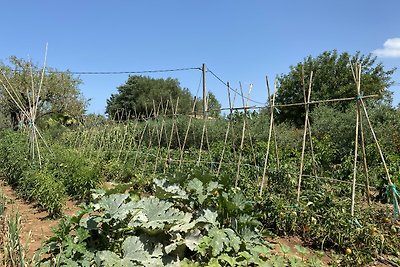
top-left (1, 1), bottom-right (399, 114)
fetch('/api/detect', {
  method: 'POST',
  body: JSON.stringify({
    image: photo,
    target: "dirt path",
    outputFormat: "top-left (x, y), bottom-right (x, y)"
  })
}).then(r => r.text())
top-left (0, 180), bottom-right (79, 258)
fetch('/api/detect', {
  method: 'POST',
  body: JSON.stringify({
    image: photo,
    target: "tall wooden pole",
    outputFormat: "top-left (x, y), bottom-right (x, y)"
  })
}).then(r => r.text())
top-left (202, 63), bottom-right (207, 119)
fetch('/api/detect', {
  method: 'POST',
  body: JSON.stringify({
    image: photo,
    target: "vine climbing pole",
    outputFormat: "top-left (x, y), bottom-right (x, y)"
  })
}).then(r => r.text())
top-left (0, 44), bottom-right (50, 167)
top-left (235, 83), bottom-right (253, 188)
top-left (178, 97), bottom-right (197, 168)
top-left (296, 71), bottom-right (313, 203)
top-left (217, 82), bottom-right (234, 176)
top-left (350, 63), bottom-right (399, 220)
top-left (259, 78), bottom-right (276, 196)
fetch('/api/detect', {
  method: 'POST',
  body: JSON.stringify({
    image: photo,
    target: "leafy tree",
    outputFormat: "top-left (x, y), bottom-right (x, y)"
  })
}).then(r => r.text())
top-left (0, 56), bottom-right (87, 129)
top-left (274, 50), bottom-right (395, 126)
top-left (194, 92), bottom-right (221, 118)
top-left (106, 75), bottom-right (221, 120)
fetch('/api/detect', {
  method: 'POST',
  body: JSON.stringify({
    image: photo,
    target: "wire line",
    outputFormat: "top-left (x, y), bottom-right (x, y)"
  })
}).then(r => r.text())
top-left (207, 68), bottom-right (266, 105)
top-left (12, 67), bottom-right (202, 75)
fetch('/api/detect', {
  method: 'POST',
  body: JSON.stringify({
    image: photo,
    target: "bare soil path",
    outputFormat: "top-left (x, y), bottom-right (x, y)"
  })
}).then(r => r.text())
top-left (0, 180), bottom-right (79, 258)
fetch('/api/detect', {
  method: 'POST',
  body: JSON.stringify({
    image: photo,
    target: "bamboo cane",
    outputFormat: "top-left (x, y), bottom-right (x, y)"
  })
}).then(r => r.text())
top-left (164, 97), bottom-right (180, 173)
top-left (259, 79), bottom-right (276, 196)
top-left (297, 71), bottom-right (313, 203)
top-left (235, 83), bottom-right (252, 188)
top-left (179, 98), bottom-right (197, 168)
top-left (217, 82), bottom-right (233, 175)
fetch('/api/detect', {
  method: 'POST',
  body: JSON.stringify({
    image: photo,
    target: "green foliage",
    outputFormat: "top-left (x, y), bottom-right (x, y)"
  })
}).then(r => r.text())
top-left (256, 189), bottom-right (400, 266)
top-left (195, 92), bottom-right (222, 118)
top-left (37, 172), bottom-right (285, 266)
top-left (0, 130), bottom-right (99, 216)
top-left (0, 56), bottom-right (87, 129)
top-left (0, 131), bottom-right (66, 217)
top-left (106, 75), bottom-right (210, 120)
top-left (2, 211), bottom-right (32, 267)
top-left (275, 50), bottom-right (395, 126)
top-left (18, 169), bottom-right (66, 217)
top-left (0, 130), bottom-right (30, 185)
top-left (44, 146), bottom-right (102, 200)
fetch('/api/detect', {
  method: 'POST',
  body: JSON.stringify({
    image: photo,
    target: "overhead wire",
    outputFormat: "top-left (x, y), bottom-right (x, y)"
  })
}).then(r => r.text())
top-left (206, 68), bottom-right (267, 105)
top-left (12, 67), bottom-right (202, 75)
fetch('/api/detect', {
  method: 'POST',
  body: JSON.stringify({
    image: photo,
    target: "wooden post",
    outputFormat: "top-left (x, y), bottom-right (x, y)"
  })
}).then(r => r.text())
top-left (202, 64), bottom-right (207, 119)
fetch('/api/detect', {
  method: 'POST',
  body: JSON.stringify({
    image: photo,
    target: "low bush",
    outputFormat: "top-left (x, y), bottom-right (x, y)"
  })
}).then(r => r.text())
top-left (18, 169), bottom-right (66, 217)
top-left (44, 145), bottom-right (102, 200)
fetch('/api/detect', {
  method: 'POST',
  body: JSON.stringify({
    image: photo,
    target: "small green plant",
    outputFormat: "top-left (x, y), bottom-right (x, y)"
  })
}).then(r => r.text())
top-left (2, 211), bottom-right (31, 267)
top-left (0, 190), bottom-right (6, 217)
top-left (0, 190), bottom-right (6, 250)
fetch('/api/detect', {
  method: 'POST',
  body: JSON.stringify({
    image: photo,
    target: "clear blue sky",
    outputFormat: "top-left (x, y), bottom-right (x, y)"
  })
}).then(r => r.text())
top-left (1, 1), bottom-right (399, 114)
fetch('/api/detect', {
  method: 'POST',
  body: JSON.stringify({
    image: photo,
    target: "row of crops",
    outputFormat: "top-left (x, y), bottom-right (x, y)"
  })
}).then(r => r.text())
top-left (0, 113), bottom-right (400, 266)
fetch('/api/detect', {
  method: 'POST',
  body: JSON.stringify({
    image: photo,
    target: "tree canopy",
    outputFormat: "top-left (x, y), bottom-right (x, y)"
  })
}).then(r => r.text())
top-left (0, 56), bottom-right (87, 129)
top-left (274, 50), bottom-right (395, 126)
top-left (106, 75), bottom-right (220, 120)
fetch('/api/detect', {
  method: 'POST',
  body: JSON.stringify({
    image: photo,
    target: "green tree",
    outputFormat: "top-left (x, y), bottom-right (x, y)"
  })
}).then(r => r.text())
top-left (274, 50), bottom-right (395, 126)
top-left (106, 75), bottom-right (220, 120)
top-left (194, 92), bottom-right (221, 118)
top-left (0, 56), bottom-right (87, 129)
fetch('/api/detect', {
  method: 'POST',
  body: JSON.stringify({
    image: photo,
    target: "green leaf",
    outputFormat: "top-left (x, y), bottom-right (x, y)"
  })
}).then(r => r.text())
top-left (96, 251), bottom-right (137, 267)
top-left (184, 228), bottom-right (202, 251)
top-left (80, 216), bottom-right (100, 231)
top-left (252, 245), bottom-right (271, 257)
top-left (269, 255), bottom-right (287, 267)
top-left (187, 178), bottom-right (207, 204)
top-left (289, 256), bottom-right (306, 267)
top-left (154, 178), bottom-right (188, 200)
top-left (129, 197), bottom-right (186, 231)
top-left (280, 244), bottom-right (291, 255)
top-left (224, 228), bottom-right (241, 252)
top-left (123, 236), bottom-right (151, 263)
top-left (169, 212), bottom-right (195, 232)
top-left (197, 208), bottom-right (218, 226)
top-left (206, 181), bottom-right (222, 194)
top-left (206, 258), bottom-right (222, 267)
top-left (75, 228), bottom-right (90, 243)
top-left (294, 244), bottom-right (308, 256)
top-left (96, 193), bottom-right (136, 221)
top-left (122, 236), bottom-right (164, 266)
top-left (208, 228), bottom-right (230, 256)
top-left (238, 251), bottom-right (252, 260)
top-left (218, 253), bottom-right (237, 266)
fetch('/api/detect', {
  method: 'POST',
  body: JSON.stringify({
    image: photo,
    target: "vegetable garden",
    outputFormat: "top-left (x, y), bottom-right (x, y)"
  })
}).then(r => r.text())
top-left (1, 58), bottom-right (400, 266)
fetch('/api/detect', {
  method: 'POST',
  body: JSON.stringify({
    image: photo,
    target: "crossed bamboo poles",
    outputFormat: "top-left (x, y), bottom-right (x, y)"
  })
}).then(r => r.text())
top-left (1, 45), bottom-right (395, 219)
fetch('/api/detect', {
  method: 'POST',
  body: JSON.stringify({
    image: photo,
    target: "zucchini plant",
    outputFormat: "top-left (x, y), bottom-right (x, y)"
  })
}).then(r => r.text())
top-left (37, 171), bottom-right (304, 266)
